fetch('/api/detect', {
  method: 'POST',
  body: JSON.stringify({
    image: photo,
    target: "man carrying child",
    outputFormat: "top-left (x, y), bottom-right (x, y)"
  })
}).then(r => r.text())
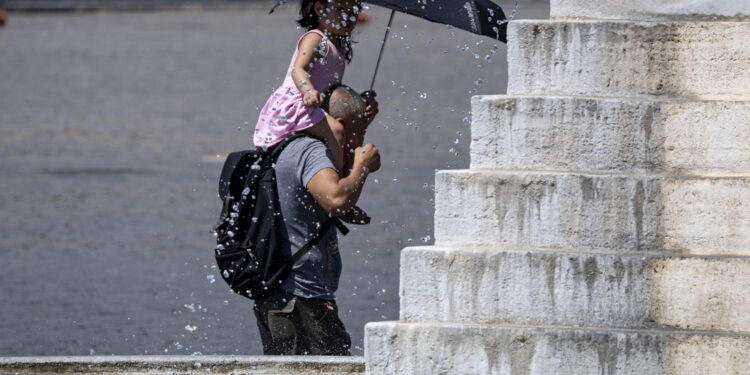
top-left (253, 85), bottom-right (380, 355)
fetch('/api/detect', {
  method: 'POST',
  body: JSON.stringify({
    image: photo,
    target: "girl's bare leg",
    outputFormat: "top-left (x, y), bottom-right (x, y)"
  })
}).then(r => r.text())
top-left (302, 116), bottom-right (345, 173)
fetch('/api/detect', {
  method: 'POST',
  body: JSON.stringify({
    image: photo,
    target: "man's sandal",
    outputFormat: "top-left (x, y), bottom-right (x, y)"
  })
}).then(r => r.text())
top-left (340, 205), bottom-right (370, 225)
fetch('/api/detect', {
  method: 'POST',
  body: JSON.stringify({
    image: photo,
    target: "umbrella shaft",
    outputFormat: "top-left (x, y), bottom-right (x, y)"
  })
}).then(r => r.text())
top-left (370, 9), bottom-right (396, 91)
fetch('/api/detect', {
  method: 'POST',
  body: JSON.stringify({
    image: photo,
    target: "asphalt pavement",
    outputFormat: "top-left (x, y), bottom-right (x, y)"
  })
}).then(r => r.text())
top-left (0, 2), bottom-right (549, 356)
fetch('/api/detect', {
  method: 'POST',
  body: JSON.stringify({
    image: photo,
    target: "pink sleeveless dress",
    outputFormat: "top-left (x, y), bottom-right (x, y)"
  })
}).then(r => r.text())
top-left (253, 29), bottom-right (346, 149)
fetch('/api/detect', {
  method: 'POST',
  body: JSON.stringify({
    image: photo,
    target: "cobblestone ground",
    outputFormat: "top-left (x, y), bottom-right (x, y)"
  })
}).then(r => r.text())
top-left (0, 2), bottom-right (548, 356)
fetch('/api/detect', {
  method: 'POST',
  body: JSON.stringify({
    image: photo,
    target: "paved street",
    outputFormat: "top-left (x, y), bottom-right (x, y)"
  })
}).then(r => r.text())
top-left (0, 2), bottom-right (548, 356)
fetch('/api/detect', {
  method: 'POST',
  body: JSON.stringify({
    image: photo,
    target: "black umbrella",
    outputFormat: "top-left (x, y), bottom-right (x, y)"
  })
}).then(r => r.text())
top-left (364, 0), bottom-right (511, 89)
top-left (367, 0), bottom-right (508, 41)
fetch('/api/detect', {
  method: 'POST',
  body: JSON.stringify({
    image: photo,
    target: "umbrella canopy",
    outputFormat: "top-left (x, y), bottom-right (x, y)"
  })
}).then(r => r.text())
top-left (364, 0), bottom-right (508, 42)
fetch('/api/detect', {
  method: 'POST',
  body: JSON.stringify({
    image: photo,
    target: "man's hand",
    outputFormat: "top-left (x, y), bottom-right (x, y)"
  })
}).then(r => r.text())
top-left (361, 90), bottom-right (379, 123)
top-left (303, 89), bottom-right (323, 108)
top-left (354, 144), bottom-right (380, 173)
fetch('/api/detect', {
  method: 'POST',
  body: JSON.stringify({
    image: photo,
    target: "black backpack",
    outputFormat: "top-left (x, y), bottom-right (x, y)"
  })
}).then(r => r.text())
top-left (212, 133), bottom-right (348, 300)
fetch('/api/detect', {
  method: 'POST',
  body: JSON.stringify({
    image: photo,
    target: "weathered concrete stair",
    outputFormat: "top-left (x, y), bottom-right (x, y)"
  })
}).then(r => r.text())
top-left (507, 21), bottom-right (750, 100)
top-left (435, 170), bottom-right (750, 254)
top-left (471, 95), bottom-right (750, 173)
top-left (550, 0), bottom-right (750, 21)
top-left (366, 322), bottom-right (750, 374)
top-left (399, 246), bottom-right (750, 333)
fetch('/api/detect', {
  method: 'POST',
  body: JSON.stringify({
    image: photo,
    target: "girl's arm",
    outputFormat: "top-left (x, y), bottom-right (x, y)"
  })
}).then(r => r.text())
top-left (291, 32), bottom-right (326, 107)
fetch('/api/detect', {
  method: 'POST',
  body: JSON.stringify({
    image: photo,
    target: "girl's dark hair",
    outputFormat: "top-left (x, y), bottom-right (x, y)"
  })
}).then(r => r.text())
top-left (297, 0), bottom-right (354, 63)
top-left (297, 0), bottom-right (320, 30)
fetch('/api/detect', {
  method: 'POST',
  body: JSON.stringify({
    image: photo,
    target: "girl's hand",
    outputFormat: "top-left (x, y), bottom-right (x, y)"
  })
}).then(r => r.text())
top-left (303, 89), bottom-right (323, 108)
top-left (361, 90), bottom-right (379, 122)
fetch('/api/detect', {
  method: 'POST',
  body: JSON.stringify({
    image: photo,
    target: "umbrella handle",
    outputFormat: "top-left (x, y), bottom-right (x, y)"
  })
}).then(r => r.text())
top-left (369, 9), bottom-right (396, 91)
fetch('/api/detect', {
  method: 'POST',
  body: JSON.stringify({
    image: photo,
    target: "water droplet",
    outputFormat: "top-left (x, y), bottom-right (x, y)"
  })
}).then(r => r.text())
top-left (193, 362), bottom-right (202, 369)
top-left (418, 91), bottom-right (428, 99)
top-left (392, 177), bottom-right (398, 182)
top-left (462, 117), bottom-right (471, 126)
top-left (474, 78), bottom-right (483, 86)
top-left (421, 235), bottom-right (431, 243)
top-left (485, 45), bottom-right (499, 62)
top-left (184, 325), bottom-right (197, 333)
top-left (207, 275), bottom-right (215, 284)
top-left (453, 138), bottom-right (460, 144)
top-left (222, 270), bottom-right (230, 279)
top-left (374, 178), bottom-right (379, 184)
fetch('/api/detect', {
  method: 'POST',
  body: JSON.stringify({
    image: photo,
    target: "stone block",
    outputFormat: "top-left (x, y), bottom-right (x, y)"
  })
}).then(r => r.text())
top-left (551, 0), bottom-right (750, 21)
top-left (399, 246), bottom-right (750, 333)
top-left (435, 170), bottom-right (750, 254)
top-left (470, 95), bottom-right (750, 173)
top-left (364, 322), bottom-right (750, 375)
top-left (0, 355), bottom-right (365, 374)
top-left (507, 20), bottom-right (750, 99)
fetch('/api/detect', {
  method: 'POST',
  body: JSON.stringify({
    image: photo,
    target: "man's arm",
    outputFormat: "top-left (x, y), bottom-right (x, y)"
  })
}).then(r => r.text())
top-left (307, 144), bottom-right (380, 216)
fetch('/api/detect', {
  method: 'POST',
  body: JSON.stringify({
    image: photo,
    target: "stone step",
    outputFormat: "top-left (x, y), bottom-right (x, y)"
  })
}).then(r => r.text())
top-left (0, 355), bottom-right (365, 375)
top-left (364, 321), bottom-right (750, 375)
top-left (398, 246), bottom-right (750, 333)
top-left (434, 170), bottom-right (750, 254)
top-left (470, 95), bottom-right (750, 173)
top-left (507, 20), bottom-right (750, 99)
top-left (550, 0), bottom-right (750, 21)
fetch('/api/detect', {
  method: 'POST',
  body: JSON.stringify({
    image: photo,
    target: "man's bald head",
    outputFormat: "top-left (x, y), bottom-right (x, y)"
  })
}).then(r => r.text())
top-left (322, 85), bottom-right (367, 127)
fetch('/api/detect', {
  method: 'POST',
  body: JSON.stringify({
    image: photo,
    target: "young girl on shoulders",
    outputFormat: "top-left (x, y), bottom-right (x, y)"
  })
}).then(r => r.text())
top-left (254, 0), bottom-right (374, 172)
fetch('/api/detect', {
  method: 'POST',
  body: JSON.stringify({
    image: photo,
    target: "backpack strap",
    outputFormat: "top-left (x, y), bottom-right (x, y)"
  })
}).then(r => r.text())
top-left (266, 216), bottom-right (348, 284)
